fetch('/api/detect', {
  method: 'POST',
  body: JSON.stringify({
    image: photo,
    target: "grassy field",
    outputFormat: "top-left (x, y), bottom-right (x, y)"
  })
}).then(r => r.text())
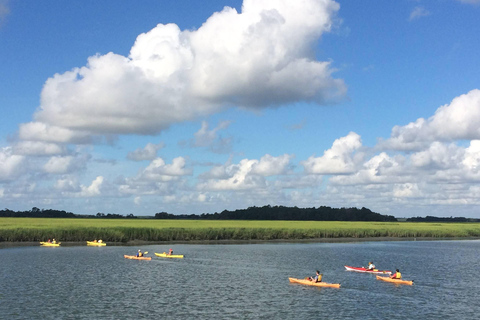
top-left (1, 217), bottom-right (480, 242)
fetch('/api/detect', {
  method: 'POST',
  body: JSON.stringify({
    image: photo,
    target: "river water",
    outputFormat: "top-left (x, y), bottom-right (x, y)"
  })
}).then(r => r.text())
top-left (1, 240), bottom-right (479, 319)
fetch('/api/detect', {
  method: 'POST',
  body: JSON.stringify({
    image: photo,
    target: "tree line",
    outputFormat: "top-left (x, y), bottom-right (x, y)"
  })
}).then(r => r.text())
top-left (154, 205), bottom-right (397, 221)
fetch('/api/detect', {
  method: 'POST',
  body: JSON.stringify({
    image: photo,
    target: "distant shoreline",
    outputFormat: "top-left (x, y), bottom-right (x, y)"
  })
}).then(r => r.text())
top-left (2, 236), bottom-right (479, 248)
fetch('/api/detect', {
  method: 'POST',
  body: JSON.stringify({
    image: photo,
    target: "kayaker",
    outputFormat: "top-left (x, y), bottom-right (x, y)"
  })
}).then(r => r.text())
top-left (309, 270), bottom-right (322, 283)
top-left (52, 239), bottom-right (57, 244)
top-left (136, 250), bottom-right (144, 257)
top-left (367, 262), bottom-right (375, 270)
top-left (390, 269), bottom-right (401, 279)
top-left (98, 239), bottom-right (103, 243)
top-left (167, 248), bottom-right (173, 255)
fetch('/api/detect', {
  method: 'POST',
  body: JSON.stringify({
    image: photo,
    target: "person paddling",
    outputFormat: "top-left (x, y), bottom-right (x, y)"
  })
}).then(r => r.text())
top-left (167, 248), bottom-right (173, 256)
top-left (308, 270), bottom-right (322, 283)
top-left (136, 250), bottom-right (144, 257)
top-left (390, 269), bottom-right (401, 279)
top-left (367, 262), bottom-right (376, 270)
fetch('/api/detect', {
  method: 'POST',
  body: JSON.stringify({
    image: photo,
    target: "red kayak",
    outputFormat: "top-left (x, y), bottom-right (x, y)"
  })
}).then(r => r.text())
top-left (344, 265), bottom-right (391, 275)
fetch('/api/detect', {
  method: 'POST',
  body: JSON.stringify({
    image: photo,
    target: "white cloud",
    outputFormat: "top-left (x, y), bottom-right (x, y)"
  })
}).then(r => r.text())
top-left (43, 156), bottom-right (75, 174)
top-left (251, 154), bottom-right (294, 176)
top-left (79, 176), bottom-right (104, 197)
top-left (409, 6), bottom-right (431, 21)
top-left (140, 156), bottom-right (192, 182)
top-left (190, 120), bottom-right (233, 153)
top-left (13, 141), bottom-right (65, 156)
top-left (23, 0), bottom-right (344, 143)
top-left (301, 132), bottom-right (362, 174)
top-left (43, 154), bottom-right (89, 174)
top-left (127, 142), bottom-right (165, 161)
top-left (0, 147), bottom-right (25, 181)
top-left (381, 89), bottom-right (480, 151)
top-left (198, 154), bottom-right (292, 191)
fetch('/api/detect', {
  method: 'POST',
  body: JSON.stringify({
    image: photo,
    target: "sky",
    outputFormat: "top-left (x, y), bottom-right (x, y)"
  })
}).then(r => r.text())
top-left (1, 0), bottom-right (480, 218)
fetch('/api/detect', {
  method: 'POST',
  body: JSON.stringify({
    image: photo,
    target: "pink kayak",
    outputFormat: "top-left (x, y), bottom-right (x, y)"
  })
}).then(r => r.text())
top-left (344, 265), bottom-right (392, 275)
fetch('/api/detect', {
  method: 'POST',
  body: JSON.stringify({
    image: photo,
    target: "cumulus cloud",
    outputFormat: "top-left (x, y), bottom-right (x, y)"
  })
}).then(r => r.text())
top-left (79, 176), bottom-right (104, 197)
top-left (409, 6), bottom-right (431, 21)
top-left (13, 141), bottom-right (65, 156)
top-left (127, 142), bottom-right (165, 161)
top-left (301, 132), bottom-right (362, 174)
top-left (0, 147), bottom-right (25, 181)
top-left (380, 89), bottom-right (480, 151)
top-left (140, 157), bottom-right (192, 182)
top-left (43, 154), bottom-right (89, 174)
top-left (198, 154), bottom-right (292, 191)
top-left (188, 120), bottom-right (233, 153)
top-left (23, 0), bottom-right (345, 143)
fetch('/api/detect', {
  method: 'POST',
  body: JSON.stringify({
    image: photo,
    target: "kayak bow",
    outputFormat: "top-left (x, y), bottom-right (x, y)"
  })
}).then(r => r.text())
top-left (288, 277), bottom-right (340, 288)
top-left (376, 275), bottom-right (413, 285)
top-left (124, 255), bottom-right (151, 261)
top-left (345, 265), bottom-right (392, 275)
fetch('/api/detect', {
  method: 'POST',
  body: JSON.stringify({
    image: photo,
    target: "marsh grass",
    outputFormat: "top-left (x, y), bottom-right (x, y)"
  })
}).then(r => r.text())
top-left (1, 218), bottom-right (479, 242)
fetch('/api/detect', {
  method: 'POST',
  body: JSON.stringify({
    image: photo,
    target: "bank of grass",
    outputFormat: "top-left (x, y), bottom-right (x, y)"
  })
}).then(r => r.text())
top-left (1, 218), bottom-right (480, 242)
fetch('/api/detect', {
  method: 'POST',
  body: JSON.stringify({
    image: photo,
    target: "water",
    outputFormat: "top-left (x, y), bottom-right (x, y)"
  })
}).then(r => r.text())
top-left (1, 240), bottom-right (480, 319)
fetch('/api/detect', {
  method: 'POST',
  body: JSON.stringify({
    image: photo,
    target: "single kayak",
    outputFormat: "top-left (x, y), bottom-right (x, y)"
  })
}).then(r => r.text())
top-left (288, 277), bottom-right (340, 288)
top-left (376, 275), bottom-right (413, 285)
top-left (87, 241), bottom-right (106, 246)
top-left (40, 242), bottom-right (60, 247)
top-left (155, 252), bottom-right (184, 259)
top-left (124, 255), bottom-right (151, 261)
top-left (345, 265), bottom-right (392, 275)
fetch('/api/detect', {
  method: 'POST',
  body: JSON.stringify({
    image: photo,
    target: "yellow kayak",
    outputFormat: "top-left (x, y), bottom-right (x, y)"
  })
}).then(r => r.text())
top-left (124, 255), bottom-right (151, 261)
top-left (40, 242), bottom-right (61, 247)
top-left (155, 252), bottom-right (184, 259)
top-left (289, 277), bottom-right (341, 288)
top-left (376, 275), bottom-right (413, 285)
top-left (87, 241), bottom-right (106, 246)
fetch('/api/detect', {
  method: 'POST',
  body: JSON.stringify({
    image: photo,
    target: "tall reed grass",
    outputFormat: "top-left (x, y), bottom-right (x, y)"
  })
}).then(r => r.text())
top-left (1, 218), bottom-right (479, 242)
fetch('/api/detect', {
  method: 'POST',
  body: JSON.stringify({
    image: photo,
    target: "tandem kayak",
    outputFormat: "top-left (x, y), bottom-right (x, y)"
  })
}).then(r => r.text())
top-left (155, 252), bottom-right (184, 259)
top-left (288, 277), bottom-right (340, 288)
top-left (87, 241), bottom-right (106, 246)
top-left (124, 255), bottom-right (151, 261)
top-left (345, 265), bottom-right (391, 275)
top-left (40, 242), bottom-right (60, 247)
top-left (376, 275), bottom-right (413, 285)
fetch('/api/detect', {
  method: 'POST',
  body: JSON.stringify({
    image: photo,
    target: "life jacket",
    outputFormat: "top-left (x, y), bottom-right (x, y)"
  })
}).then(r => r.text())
top-left (394, 272), bottom-right (401, 279)
top-left (138, 252), bottom-right (143, 257)
top-left (316, 274), bottom-right (323, 282)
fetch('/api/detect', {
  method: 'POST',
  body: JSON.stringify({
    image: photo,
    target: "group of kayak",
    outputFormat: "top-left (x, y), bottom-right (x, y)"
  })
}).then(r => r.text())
top-left (124, 248), bottom-right (184, 261)
top-left (289, 261), bottom-right (413, 288)
top-left (40, 239), bottom-right (106, 247)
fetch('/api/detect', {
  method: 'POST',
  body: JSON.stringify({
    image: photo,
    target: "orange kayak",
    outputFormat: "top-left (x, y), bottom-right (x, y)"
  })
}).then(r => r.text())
top-left (376, 275), bottom-right (413, 285)
top-left (124, 255), bottom-right (151, 260)
top-left (289, 277), bottom-right (340, 288)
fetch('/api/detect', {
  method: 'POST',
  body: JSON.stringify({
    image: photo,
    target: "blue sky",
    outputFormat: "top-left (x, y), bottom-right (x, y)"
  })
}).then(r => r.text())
top-left (1, 0), bottom-right (480, 217)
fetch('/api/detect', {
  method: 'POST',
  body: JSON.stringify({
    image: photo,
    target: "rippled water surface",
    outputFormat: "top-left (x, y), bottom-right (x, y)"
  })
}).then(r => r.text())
top-left (1, 240), bottom-right (480, 319)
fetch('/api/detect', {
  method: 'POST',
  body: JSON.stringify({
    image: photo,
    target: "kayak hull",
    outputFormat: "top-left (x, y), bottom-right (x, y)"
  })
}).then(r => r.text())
top-left (124, 255), bottom-right (151, 260)
top-left (155, 253), bottom-right (184, 259)
top-left (40, 242), bottom-right (60, 247)
top-left (87, 241), bottom-right (106, 246)
top-left (376, 275), bottom-right (413, 285)
top-left (345, 265), bottom-right (391, 275)
top-left (288, 277), bottom-right (340, 288)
